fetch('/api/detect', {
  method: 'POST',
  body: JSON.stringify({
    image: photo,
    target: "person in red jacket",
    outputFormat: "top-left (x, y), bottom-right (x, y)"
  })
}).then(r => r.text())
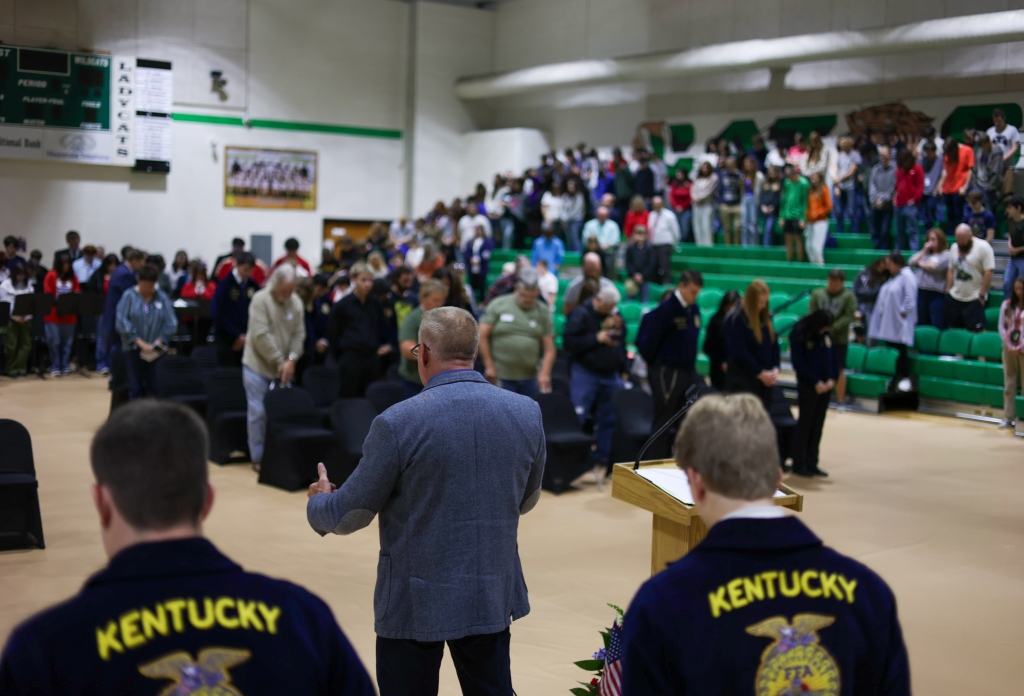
top-left (179, 262), bottom-right (217, 300)
top-left (43, 254), bottom-right (81, 376)
top-left (623, 194), bottom-right (649, 239)
top-left (272, 237), bottom-right (312, 276)
top-left (894, 148), bottom-right (925, 252)
top-left (668, 168), bottom-right (693, 242)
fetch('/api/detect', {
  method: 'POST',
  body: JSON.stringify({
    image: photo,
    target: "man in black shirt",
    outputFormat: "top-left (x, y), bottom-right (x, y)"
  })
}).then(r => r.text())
top-left (329, 262), bottom-right (393, 397)
top-left (52, 229), bottom-right (83, 266)
top-left (564, 285), bottom-right (627, 469)
top-left (625, 226), bottom-right (657, 303)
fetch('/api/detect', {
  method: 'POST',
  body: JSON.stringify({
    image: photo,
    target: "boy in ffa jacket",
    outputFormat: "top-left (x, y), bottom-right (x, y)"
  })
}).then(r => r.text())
top-left (621, 394), bottom-right (909, 696)
top-left (789, 309), bottom-right (839, 477)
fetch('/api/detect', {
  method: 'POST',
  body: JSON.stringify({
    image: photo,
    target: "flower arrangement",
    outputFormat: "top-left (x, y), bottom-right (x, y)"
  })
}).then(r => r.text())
top-left (570, 604), bottom-right (625, 695)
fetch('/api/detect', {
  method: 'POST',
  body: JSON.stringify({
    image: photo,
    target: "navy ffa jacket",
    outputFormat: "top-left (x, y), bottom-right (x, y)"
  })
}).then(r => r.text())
top-left (621, 517), bottom-right (910, 696)
top-left (636, 292), bottom-right (700, 370)
top-left (723, 309), bottom-right (780, 377)
top-left (790, 325), bottom-right (840, 387)
top-left (564, 303), bottom-right (628, 376)
top-left (100, 263), bottom-right (137, 335)
top-left (305, 295), bottom-right (333, 356)
top-left (0, 538), bottom-right (374, 696)
top-left (211, 271), bottom-right (260, 343)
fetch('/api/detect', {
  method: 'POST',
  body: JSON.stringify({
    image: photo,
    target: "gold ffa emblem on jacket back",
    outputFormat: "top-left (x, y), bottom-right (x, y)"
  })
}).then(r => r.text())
top-left (138, 647), bottom-right (250, 696)
top-left (746, 614), bottom-right (840, 696)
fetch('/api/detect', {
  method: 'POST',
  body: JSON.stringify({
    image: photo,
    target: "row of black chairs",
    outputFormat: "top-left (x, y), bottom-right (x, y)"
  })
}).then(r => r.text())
top-left (0, 420), bottom-right (44, 550)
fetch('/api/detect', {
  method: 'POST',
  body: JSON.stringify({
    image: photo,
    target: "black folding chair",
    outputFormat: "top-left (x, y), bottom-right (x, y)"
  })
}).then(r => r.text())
top-left (0, 420), bottom-right (45, 549)
top-left (259, 387), bottom-right (340, 491)
top-left (109, 349), bottom-right (130, 413)
top-left (302, 365), bottom-right (341, 426)
top-left (155, 355), bottom-right (209, 417)
top-left (206, 368), bottom-right (249, 465)
top-left (329, 398), bottom-right (378, 487)
top-left (609, 389), bottom-right (653, 470)
top-left (190, 344), bottom-right (220, 373)
top-left (534, 393), bottom-right (595, 494)
top-left (365, 380), bottom-right (404, 415)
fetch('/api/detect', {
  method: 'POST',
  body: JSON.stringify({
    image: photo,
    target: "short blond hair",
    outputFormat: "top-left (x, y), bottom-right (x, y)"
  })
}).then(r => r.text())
top-left (349, 261), bottom-right (373, 279)
top-left (419, 306), bottom-right (479, 362)
top-left (674, 393), bottom-right (779, 500)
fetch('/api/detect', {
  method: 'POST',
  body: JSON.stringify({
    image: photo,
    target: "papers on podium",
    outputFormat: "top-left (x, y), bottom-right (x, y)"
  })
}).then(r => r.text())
top-left (636, 468), bottom-right (787, 506)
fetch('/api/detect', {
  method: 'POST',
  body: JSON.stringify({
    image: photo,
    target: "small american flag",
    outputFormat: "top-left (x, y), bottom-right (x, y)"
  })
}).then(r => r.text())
top-left (599, 619), bottom-right (623, 696)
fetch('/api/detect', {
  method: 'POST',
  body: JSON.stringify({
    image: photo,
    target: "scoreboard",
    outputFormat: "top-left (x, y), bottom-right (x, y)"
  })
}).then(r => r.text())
top-left (0, 45), bottom-right (172, 170)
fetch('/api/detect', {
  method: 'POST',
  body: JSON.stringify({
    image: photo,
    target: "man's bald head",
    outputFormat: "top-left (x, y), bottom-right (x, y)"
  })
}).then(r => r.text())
top-left (583, 252), bottom-right (603, 279)
top-left (955, 224), bottom-right (973, 251)
top-left (596, 206), bottom-right (609, 222)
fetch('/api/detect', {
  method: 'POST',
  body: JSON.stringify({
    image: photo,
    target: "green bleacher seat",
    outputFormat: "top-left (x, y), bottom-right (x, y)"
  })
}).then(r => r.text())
top-left (553, 313), bottom-right (566, 335)
top-left (938, 329), bottom-right (973, 357)
top-left (563, 252), bottom-right (581, 267)
top-left (950, 380), bottom-right (986, 405)
top-left (626, 322), bottom-right (639, 345)
top-left (986, 307), bottom-right (1001, 331)
top-left (847, 373), bottom-right (889, 397)
top-left (619, 302), bottom-right (642, 323)
top-left (914, 326), bottom-right (941, 354)
top-left (558, 278), bottom-right (571, 293)
top-left (918, 376), bottom-right (953, 400)
top-left (773, 312), bottom-right (799, 334)
top-left (641, 302), bottom-right (657, 315)
top-left (1017, 396), bottom-right (1024, 419)
top-left (649, 283), bottom-right (671, 301)
top-left (696, 353), bottom-right (710, 376)
top-left (985, 363), bottom-right (1004, 386)
top-left (969, 332), bottom-right (1003, 362)
top-left (845, 343), bottom-right (867, 371)
top-left (914, 355), bottom-right (956, 379)
top-left (613, 281), bottom-right (626, 298)
top-left (953, 360), bottom-right (988, 384)
top-left (864, 347), bottom-right (898, 376)
top-left (769, 292), bottom-right (789, 311)
top-left (698, 327), bottom-right (707, 352)
top-left (984, 384), bottom-right (1004, 409)
top-left (789, 295), bottom-right (810, 315)
top-left (698, 288), bottom-right (723, 312)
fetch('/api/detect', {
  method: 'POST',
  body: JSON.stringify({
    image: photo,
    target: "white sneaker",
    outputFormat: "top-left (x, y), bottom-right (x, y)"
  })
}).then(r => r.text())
top-left (61, 368), bottom-right (72, 376)
top-left (998, 419), bottom-right (1014, 429)
top-left (897, 378), bottom-right (912, 392)
top-left (50, 369), bottom-right (61, 377)
top-left (836, 404), bottom-right (848, 413)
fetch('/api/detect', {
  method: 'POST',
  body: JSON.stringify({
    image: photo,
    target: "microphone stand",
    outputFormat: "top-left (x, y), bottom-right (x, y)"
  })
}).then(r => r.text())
top-left (633, 384), bottom-right (700, 471)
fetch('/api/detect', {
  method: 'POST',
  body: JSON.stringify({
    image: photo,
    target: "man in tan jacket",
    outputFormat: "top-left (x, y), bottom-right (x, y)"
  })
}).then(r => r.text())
top-left (242, 263), bottom-right (305, 470)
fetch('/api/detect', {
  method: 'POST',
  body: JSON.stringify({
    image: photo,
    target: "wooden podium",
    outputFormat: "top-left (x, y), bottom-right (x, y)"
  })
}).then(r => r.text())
top-left (612, 460), bottom-right (803, 575)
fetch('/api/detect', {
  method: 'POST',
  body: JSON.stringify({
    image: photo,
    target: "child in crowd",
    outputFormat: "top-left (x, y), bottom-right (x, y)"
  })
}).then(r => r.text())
top-left (963, 190), bottom-right (997, 242)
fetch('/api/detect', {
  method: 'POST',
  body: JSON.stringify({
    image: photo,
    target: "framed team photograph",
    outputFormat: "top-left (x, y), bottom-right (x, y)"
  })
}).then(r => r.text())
top-left (224, 146), bottom-right (318, 210)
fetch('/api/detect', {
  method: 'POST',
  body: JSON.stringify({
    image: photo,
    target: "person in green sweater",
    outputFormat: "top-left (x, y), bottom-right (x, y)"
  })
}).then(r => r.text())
top-left (780, 165), bottom-right (811, 262)
top-left (809, 268), bottom-right (857, 409)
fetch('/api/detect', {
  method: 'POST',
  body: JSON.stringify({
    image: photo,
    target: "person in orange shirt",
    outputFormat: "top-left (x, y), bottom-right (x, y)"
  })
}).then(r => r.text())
top-left (939, 137), bottom-right (974, 232)
top-left (43, 254), bottom-right (81, 376)
top-left (805, 172), bottom-right (833, 266)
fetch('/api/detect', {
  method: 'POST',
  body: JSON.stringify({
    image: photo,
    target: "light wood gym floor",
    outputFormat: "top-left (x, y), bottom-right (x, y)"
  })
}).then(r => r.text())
top-left (1, 375), bottom-right (1022, 694)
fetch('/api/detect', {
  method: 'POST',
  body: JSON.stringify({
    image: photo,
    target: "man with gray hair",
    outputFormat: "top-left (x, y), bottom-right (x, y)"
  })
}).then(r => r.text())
top-left (564, 283), bottom-right (627, 469)
top-left (479, 266), bottom-right (556, 396)
top-left (561, 251), bottom-right (615, 315)
top-left (307, 306), bottom-right (545, 696)
top-left (620, 393), bottom-right (910, 694)
top-left (243, 263), bottom-right (305, 470)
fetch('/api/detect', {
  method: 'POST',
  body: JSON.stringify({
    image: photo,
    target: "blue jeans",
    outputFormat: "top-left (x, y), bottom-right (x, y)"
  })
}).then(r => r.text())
top-left (500, 378), bottom-right (539, 397)
top-left (1004, 257), bottom-right (1024, 300)
top-left (401, 378), bottom-right (422, 399)
top-left (833, 187), bottom-right (864, 234)
top-left (760, 214), bottom-right (777, 246)
top-left (564, 219), bottom-right (583, 253)
top-left (44, 323), bottom-right (75, 372)
top-left (242, 366), bottom-right (272, 463)
top-left (894, 203), bottom-right (919, 252)
top-left (920, 195), bottom-right (942, 230)
top-left (628, 282), bottom-right (650, 303)
top-left (569, 364), bottom-right (621, 463)
top-left (497, 216), bottom-right (515, 251)
top-left (918, 289), bottom-right (946, 329)
top-left (95, 326), bottom-right (108, 371)
top-left (125, 349), bottom-right (161, 399)
top-left (871, 205), bottom-right (893, 249)
top-left (741, 194), bottom-right (759, 247)
top-left (675, 209), bottom-right (693, 243)
top-left (944, 192), bottom-right (965, 232)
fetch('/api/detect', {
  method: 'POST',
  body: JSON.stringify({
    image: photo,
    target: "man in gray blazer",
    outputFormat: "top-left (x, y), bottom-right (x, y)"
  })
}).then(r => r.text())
top-left (307, 306), bottom-right (546, 696)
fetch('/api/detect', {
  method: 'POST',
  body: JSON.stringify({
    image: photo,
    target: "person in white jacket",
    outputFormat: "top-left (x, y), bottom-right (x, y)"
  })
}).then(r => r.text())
top-left (0, 263), bottom-right (36, 376)
top-left (868, 252), bottom-right (918, 391)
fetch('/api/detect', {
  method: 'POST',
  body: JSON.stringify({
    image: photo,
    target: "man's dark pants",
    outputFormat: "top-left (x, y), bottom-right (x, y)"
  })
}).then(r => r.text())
top-left (944, 296), bottom-right (986, 333)
top-left (647, 364), bottom-right (702, 459)
top-left (216, 336), bottom-right (243, 366)
top-left (792, 383), bottom-right (829, 475)
top-left (376, 629), bottom-right (512, 696)
top-left (337, 350), bottom-right (380, 398)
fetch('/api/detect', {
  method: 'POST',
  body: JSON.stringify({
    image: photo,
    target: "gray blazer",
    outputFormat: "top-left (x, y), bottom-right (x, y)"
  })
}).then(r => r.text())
top-left (307, 369), bottom-right (546, 641)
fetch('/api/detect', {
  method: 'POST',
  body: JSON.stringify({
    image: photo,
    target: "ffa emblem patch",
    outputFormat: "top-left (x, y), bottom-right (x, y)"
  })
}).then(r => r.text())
top-left (229, 288), bottom-right (240, 301)
top-left (321, 303), bottom-right (331, 315)
top-left (824, 334), bottom-right (832, 348)
top-left (246, 288), bottom-right (255, 299)
top-left (138, 647), bottom-right (251, 695)
top-left (694, 315), bottom-right (701, 329)
top-left (746, 614), bottom-right (840, 696)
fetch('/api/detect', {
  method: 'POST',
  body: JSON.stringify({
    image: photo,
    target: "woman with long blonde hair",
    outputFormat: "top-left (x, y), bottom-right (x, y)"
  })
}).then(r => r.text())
top-left (723, 279), bottom-right (780, 409)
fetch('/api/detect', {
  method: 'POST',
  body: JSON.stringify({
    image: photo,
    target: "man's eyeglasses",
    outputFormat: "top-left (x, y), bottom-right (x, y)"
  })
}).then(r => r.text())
top-left (411, 343), bottom-right (430, 359)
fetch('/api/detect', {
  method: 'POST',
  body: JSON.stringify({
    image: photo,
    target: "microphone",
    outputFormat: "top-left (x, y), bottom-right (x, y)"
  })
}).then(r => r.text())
top-left (633, 384), bottom-right (700, 471)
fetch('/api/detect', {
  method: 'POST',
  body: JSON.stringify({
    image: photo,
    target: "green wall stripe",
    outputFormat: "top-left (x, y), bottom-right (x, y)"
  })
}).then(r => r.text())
top-left (171, 112), bottom-right (401, 140)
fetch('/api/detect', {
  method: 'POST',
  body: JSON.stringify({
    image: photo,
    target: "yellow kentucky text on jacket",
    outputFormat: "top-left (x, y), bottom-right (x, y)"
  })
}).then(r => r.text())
top-left (95, 597), bottom-right (282, 660)
top-left (708, 571), bottom-right (857, 618)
